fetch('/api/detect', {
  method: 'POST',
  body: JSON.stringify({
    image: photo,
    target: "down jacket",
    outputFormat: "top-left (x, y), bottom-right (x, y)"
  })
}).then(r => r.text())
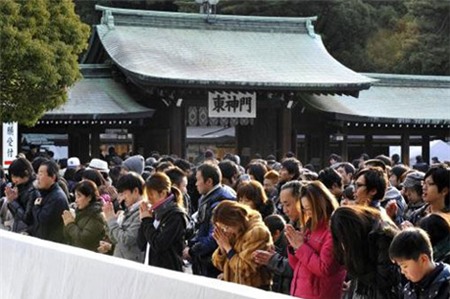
top-left (288, 220), bottom-right (346, 299)
top-left (64, 201), bottom-right (106, 251)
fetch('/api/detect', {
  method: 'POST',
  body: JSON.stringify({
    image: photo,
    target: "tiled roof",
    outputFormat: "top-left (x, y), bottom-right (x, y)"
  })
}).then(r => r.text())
top-left (44, 74), bottom-right (154, 120)
top-left (94, 6), bottom-right (374, 96)
top-left (304, 74), bottom-right (450, 124)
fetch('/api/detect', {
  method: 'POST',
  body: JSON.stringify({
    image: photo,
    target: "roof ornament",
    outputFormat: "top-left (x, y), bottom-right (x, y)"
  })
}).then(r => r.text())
top-left (195, 0), bottom-right (219, 23)
top-left (306, 19), bottom-right (316, 38)
top-left (101, 10), bottom-right (115, 30)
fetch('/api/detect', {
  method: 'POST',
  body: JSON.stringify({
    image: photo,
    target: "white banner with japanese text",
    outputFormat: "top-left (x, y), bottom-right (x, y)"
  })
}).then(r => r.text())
top-left (2, 122), bottom-right (18, 169)
top-left (208, 92), bottom-right (256, 118)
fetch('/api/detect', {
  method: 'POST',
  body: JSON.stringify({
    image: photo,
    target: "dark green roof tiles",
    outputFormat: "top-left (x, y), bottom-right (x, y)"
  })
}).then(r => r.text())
top-left (44, 78), bottom-right (154, 120)
top-left (94, 6), bottom-right (374, 94)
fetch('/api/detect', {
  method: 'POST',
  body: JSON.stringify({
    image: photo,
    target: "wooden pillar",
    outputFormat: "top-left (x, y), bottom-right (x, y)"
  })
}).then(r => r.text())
top-left (69, 130), bottom-right (90, 164)
top-left (422, 134), bottom-right (430, 164)
top-left (340, 133), bottom-right (348, 162)
top-left (90, 128), bottom-right (101, 159)
top-left (169, 104), bottom-right (185, 158)
top-left (401, 133), bottom-right (410, 165)
top-left (236, 124), bottom-right (253, 166)
top-left (364, 135), bottom-right (373, 158)
top-left (278, 107), bottom-right (292, 157)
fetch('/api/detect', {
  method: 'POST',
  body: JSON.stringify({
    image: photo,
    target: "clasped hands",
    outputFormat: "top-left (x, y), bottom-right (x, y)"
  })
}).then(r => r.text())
top-left (285, 224), bottom-right (304, 250)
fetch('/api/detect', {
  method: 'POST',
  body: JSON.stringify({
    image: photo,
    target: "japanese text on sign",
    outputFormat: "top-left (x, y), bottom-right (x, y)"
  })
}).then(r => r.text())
top-left (2, 122), bottom-right (18, 169)
top-left (208, 92), bottom-right (256, 118)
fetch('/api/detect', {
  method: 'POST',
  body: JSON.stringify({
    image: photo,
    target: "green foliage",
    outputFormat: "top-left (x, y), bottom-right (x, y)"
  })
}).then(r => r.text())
top-left (397, 0), bottom-right (450, 74)
top-left (0, 0), bottom-right (90, 126)
top-left (320, 0), bottom-right (378, 71)
top-left (367, 17), bottom-right (419, 73)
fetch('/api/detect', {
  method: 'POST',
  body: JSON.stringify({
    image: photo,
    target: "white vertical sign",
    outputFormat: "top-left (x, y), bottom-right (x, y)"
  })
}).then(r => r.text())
top-left (2, 122), bottom-right (18, 169)
top-left (208, 91), bottom-right (256, 118)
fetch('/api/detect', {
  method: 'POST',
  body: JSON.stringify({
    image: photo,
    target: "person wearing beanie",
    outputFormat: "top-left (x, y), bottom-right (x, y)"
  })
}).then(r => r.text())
top-left (123, 155), bottom-right (145, 175)
top-left (402, 171), bottom-right (426, 223)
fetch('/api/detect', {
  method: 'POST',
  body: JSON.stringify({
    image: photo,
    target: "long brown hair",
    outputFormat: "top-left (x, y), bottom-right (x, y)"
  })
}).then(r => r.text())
top-left (145, 172), bottom-right (183, 208)
top-left (299, 180), bottom-right (339, 231)
top-left (237, 180), bottom-right (268, 209)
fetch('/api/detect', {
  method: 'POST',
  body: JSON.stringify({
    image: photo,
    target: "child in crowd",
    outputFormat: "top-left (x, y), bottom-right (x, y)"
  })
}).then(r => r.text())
top-left (389, 227), bottom-right (450, 299)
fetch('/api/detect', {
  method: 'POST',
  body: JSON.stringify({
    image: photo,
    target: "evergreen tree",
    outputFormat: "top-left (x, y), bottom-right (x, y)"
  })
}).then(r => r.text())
top-left (398, 0), bottom-right (449, 75)
top-left (0, 0), bottom-right (90, 126)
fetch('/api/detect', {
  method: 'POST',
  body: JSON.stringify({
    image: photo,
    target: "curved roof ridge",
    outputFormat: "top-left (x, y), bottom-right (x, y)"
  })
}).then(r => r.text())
top-left (95, 5), bottom-right (317, 33)
top-left (93, 6), bottom-right (374, 96)
top-left (363, 73), bottom-right (450, 88)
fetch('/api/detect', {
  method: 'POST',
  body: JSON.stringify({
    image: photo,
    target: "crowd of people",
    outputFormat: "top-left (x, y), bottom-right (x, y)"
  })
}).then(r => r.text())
top-left (0, 149), bottom-right (449, 299)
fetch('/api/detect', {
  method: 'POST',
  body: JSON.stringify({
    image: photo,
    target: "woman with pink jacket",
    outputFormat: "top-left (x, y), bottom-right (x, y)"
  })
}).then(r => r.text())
top-left (285, 180), bottom-right (346, 299)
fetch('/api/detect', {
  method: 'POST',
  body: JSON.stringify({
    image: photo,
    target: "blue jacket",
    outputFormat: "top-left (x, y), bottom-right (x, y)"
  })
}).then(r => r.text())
top-left (188, 185), bottom-right (235, 277)
top-left (403, 263), bottom-right (450, 299)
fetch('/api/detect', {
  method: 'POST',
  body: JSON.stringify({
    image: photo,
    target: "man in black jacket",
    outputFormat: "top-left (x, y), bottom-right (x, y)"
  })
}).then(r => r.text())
top-left (32, 160), bottom-right (69, 243)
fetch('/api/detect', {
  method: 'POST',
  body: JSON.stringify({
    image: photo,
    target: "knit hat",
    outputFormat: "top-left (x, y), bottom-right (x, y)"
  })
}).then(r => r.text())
top-left (403, 171), bottom-right (424, 188)
top-left (123, 155), bottom-right (145, 175)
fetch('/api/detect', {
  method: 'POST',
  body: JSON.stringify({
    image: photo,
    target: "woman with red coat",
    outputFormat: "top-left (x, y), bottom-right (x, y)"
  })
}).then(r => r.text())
top-left (285, 180), bottom-right (346, 299)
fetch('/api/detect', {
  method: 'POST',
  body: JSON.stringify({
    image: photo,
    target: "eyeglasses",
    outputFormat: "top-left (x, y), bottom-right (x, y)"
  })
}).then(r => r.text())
top-left (355, 182), bottom-right (366, 189)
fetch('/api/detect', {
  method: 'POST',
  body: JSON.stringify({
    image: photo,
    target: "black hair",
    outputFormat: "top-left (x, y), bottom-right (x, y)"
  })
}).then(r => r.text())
top-left (318, 167), bottom-right (342, 189)
top-left (40, 160), bottom-right (60, 181)
top-left (329, 153), bottom-right (343, 163)
top-left (418, 213), bottom-right (450, 247)
top-left (81, 169), bottom-right (106, 187)
top-left (8, 157), bottom-right (34, 178)
top-left (246, 162), bottom-right (268, 185)
top-left (116, 172), bottom-right (144, 195)
top-left (337, 162), bottom-right (356, 176)
top-left (165, 166), bottom-right (187, 187)
top-left (197, 163), bottom-right (221, 186)
top-left (354, 167), bottom-right (387, 202)
top-left (389, 227), bottom-right (432, 261)
top-left (375, 155), bottom-right (392, 168)
top-left (280, 157), bottom-right (302, 180)
top-left (424, 164), bottom-right (450, 207)
top-left (218, 160), bottom-right (239, 182)
top-left (31, 156), bottom-right (49, 174)
top-left (155, 161), bottom-right (173, 173)
top-left (391, 154), bottom-right (401, 165)
top-left (74, 180), bottom-right (100, 204)
top-left (264, 214), bottom-right (286, 235)
top-left (174, 158), bottom-right (192, 173)
top-left (223, 153), bottom-right (239, 165)
top-left (280, 180), bottom-right (302, 198)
